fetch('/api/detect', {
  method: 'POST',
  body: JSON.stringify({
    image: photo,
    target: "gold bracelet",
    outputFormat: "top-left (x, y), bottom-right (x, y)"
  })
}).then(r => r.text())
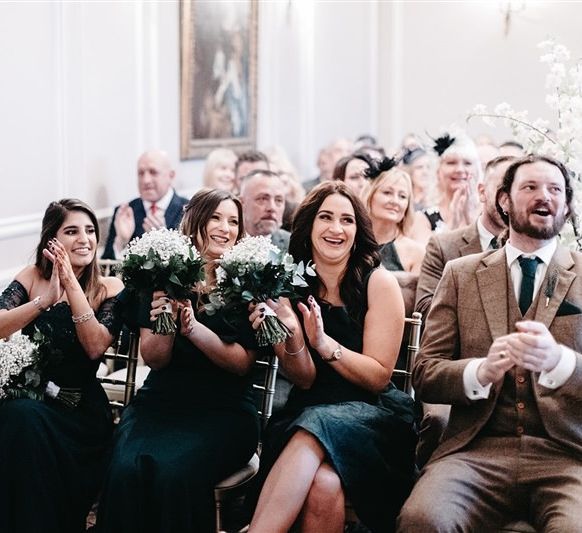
top-left (72, 310), bottom-right (94, 324)
top-left (284, 343), bottom-right (305, 356)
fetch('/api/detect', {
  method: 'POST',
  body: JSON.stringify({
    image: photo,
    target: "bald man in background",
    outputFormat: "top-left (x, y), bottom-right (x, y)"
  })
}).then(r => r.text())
top-left (102, 150), bottom-right (188, 259)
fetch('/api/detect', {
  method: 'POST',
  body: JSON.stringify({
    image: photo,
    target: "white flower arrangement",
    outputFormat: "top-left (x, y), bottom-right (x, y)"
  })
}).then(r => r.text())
top-left (121, 228), bottom-right (205, 334)
top-left (468, 38), bottom-right (582, 249)
top-left (208, 235), bottom-right (315, 347)
top-left (125, 228), bottom-right (198, 264)
top-left (0, 333), bottom-right (38, 399)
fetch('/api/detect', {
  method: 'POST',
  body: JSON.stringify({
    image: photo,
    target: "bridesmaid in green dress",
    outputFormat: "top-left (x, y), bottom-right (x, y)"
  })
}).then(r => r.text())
top-left (97, 188), bottom-right (260, 533)
top-left (0, 199), bottom-right (124, 533)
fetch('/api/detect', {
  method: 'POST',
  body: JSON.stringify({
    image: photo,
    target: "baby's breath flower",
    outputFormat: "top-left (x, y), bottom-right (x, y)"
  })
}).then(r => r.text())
top-left (0, 334), bottom-right (39, 399)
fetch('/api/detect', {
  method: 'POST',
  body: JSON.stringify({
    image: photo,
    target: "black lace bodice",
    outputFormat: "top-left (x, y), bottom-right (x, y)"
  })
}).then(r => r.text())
top-left (0, 280), bottom-right (123, 388)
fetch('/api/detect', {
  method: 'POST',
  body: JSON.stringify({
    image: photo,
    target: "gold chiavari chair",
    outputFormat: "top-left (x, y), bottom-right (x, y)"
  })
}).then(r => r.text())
top-left (97, 330), bottom-right (140, 421)
top-left (213, 351), bottom-right (279, 533)
top-left (97, 258), bottom-right (122, 278)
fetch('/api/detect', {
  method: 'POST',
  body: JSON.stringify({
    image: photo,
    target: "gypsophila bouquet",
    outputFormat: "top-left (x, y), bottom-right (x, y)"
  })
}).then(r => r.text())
top-left (0, 330), bottom-right (81, 408)
top-left (468, 38), bottom-right (582, 249)
top-left (207, 235), bottom-right (315, 347)
top-left (121, 228), bottom-right (205, 334)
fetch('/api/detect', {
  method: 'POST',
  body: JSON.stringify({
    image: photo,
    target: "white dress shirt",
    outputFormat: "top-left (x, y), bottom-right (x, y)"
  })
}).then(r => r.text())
top-left (463, 237), bottom-right (576, 399)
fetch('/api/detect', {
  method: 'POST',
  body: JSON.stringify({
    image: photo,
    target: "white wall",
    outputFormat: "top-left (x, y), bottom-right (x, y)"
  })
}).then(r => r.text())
top-left (2, 0), bottom-right (582, 287)
top-left (378, 2), bottom-right (582, 149)
top-left (0, 0), bottom-right (376, 286)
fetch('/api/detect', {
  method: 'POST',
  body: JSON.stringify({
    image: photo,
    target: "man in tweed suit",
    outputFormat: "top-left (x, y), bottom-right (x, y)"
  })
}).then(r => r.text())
top-left (398, 155), bottom-right (582, 531)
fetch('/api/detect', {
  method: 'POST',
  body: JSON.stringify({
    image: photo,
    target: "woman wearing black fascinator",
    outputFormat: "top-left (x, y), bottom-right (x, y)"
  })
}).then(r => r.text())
top-left (332, 151), bottom-right (376, 199)
top-left (401, 147), bottom-right (437, 210)
top-left (412, 131), bottom-right (482, 246)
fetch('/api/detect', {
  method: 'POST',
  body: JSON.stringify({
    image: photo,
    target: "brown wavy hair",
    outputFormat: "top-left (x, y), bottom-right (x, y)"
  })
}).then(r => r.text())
top-left (289, 181), bottom-right (380, 322)
top-left (180, 188), bottom-right (245, 256)
top-left (35, 199), bottom-right (104, 307)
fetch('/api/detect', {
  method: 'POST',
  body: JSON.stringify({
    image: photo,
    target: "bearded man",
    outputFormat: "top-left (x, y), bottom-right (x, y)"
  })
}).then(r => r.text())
top-left (398, 155), bottom-right (582, 531)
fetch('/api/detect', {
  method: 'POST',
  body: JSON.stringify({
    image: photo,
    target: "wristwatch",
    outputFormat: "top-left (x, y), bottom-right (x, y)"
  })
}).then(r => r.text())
top-left (322, 344), bottom-right (342, 363)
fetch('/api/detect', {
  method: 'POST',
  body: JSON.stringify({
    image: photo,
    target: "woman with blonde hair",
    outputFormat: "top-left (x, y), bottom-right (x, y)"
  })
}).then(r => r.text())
top-left (202, 148), bottom-right (237, 192)
top-left (412, 132), bottom-right (482, 245)
top-left (366, 159), bottom-right (425, 274)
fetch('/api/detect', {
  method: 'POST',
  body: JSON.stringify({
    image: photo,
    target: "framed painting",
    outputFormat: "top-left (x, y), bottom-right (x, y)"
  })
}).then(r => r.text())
top-left (180, 0), bottom-right (258, 160)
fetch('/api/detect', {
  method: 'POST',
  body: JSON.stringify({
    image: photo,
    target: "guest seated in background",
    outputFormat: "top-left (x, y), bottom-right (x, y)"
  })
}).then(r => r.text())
top-left (201, 147), bottom-right (238, 193)
top-left (239, 169), bottom-right (290, 251)
top-left (499, 139), bottom-right (526, 158)
top-left (401, 147), bottom-right (437, 211)
top-left (0, 199), bottom-right (124, 533)
top-left (366, 161), bottom-right (425, 274)
top-left (398, 155), bottom-right (582, 532)
top-left (303, 138), bottom-right (354, 192)
top-left (97, 189), bottom-right (259, 533)
top-left (415, 155), bottom-right (515, 317)
top-left (265, 145), bottom-right (306, 231)
top-left (234, 149), bottom-right (270, 188)
top-left (247, 182), bottom-right (417, 533)
top-left (332, 151), bottom-right (375, 199)
top-left (413, 155), bottom-right (514, 468)
top-left (412, 132), bottom-right (483, 246)
top-left (102, 149), bottom-right (188, 259)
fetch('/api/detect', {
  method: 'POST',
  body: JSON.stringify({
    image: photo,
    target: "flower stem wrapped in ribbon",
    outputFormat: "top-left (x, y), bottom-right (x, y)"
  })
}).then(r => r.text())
top-left (120, 228), bottom-right (205, 334)
top-left (206, 235), bottom-right (316, 347)
top-left (0, 330), bottom-right (82, 408)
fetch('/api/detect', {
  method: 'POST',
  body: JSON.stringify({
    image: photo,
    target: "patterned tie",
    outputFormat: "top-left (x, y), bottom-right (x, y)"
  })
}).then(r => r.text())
top-left (150, 202), bottom-right (157, 216)
top-left (518, 256), bottom-right (541, 315)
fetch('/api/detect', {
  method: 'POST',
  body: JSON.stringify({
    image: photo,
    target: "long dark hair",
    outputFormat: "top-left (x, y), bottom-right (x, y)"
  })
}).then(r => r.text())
top-left (35, 199), bottom-right (104, 307)
top-left (289, 181), bottom-right (380, 322)
top-left (180, 188), bottom-right (245, 255)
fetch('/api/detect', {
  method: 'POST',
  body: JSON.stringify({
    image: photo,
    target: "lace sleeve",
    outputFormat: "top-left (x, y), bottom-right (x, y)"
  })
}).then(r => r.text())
top-left (96, 296), bottom-right (124, 338)
top-left (0, 280), bottom-right (29, 310)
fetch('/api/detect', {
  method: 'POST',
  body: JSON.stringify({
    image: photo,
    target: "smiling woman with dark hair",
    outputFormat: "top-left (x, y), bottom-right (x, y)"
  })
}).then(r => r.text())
top-left (97, 188), bottom-right (260, 533)
top-left (0, 198), bottom-right (124, 533)
top-left (246, 181), bottom-right (417, 533)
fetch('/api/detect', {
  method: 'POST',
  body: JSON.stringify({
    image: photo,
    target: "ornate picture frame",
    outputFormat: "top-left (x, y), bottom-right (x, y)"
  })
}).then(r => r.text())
top-left (180, 0), bottom-right (258, 160)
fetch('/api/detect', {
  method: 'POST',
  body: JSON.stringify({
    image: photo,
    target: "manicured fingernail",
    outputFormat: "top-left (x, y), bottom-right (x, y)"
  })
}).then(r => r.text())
top-left (260, 311), bottom-right (265, 317)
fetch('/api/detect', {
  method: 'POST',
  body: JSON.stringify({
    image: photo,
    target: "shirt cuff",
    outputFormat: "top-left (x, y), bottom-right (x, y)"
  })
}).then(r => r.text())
top-left (463, 358), bottom-right (492, 400)
top-left (538, 345), bottom-right (576, 389)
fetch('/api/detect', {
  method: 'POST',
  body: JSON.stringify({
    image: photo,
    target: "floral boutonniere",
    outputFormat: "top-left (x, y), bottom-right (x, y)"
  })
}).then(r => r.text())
top-left (544, 268), bottom-right (558, 308)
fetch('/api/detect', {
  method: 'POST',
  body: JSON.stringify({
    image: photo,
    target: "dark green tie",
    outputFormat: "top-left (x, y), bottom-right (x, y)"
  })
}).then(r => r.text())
top-left (489, 236), bottom-right (499, 250)
top-left (518, 256), bottom-right (541, 315)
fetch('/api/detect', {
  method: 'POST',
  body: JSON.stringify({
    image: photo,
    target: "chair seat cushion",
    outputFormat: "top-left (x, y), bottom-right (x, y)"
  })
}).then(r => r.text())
top-left (215, 453), bottom-right (259, 490)
top-left (101, 365), bottom-right (150, 402)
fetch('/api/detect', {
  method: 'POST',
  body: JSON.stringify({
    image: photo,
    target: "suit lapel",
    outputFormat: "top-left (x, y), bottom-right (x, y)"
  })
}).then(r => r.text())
top-left (476, 249), bottom-right (509, 339)
top-left (533, 245), bottom-right (576, 327)
top-left (459, 223), bottom-right (482, 256)
top-left (165, 192), bottom-right (183, 227)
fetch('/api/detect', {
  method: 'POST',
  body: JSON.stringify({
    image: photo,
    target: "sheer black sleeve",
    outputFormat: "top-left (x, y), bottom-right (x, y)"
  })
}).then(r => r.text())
top-left (0, 280), bottom-right (29, 311)
top-left (96, 295), bottom-right (124, 338)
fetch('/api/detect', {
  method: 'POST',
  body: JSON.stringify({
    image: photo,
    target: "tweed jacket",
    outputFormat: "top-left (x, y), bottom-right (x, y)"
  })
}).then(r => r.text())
top-left (413, 245), bottom-right (582, 462)
top-left (101, 191), bottom-right (188, 259)
top-left (415, 222), bottom-right (482, 317)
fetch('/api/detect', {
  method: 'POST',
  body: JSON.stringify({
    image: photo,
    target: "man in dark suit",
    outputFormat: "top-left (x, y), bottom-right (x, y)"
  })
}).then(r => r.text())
top-left (102, 150), bottom-right (188, 259)
top-left (398, 155), bottom-right (582, 531)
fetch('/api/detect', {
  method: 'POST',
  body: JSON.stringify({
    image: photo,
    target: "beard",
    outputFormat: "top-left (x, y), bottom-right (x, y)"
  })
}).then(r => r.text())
top-left (507, 199), bottom-right (568, 240)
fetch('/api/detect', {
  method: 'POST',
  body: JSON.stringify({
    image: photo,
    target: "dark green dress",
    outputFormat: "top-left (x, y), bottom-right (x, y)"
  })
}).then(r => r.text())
top-left (0, 280), bottom-right (121, 533)
top-left (248, 278), bottom-right (417, 533)
top-left (97, 296), bottom-right (260, 533)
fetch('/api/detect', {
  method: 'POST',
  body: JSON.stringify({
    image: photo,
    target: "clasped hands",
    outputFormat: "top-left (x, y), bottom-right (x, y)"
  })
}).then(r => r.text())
top-left (477, 320), bottom-right (562, 386)
top-left (149, 291), bottom-right (198, 336)
top-left (248, 295), bottom-right (332, 355)
top-left (41, 238), bottom-right (75, 305)
top-left (114, 204), bottom-right (166, 249)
